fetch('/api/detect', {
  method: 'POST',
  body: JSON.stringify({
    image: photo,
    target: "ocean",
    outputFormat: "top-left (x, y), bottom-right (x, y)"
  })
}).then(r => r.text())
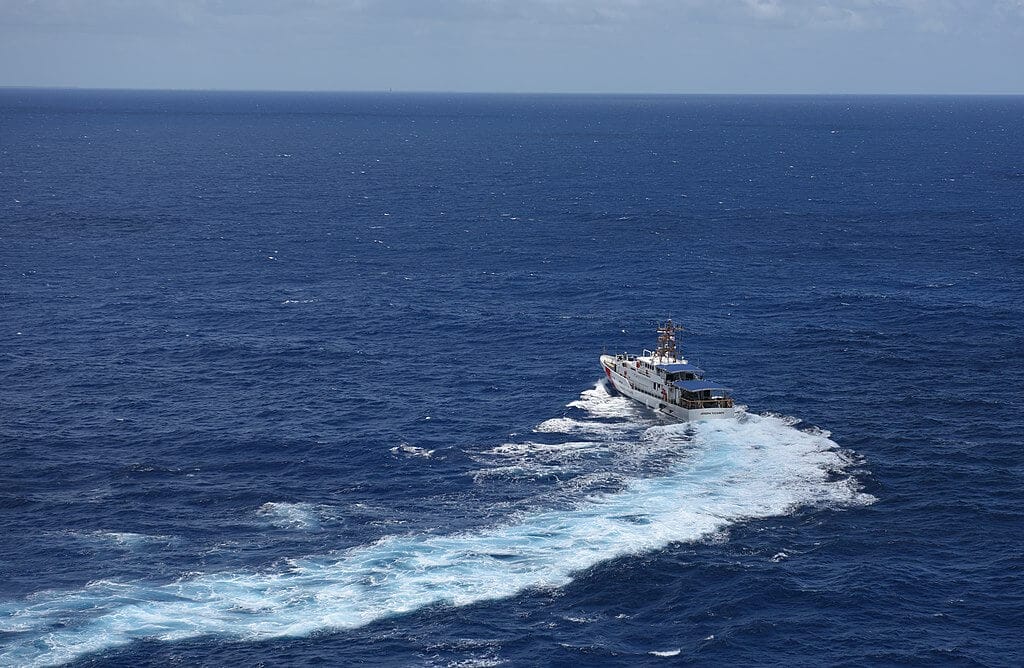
top-left (0, 90), bottom-right (1021, 666)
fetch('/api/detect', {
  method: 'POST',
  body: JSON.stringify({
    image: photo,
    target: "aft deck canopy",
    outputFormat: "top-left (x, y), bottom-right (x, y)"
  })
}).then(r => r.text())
top-left (656, 363), bottom-right (704, 375)
top-left (673, 379), bottom-right (731, 394)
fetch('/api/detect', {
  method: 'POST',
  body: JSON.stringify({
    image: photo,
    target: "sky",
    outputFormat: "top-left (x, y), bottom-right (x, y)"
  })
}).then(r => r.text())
top-left (1, 0), bottom-right (1022, 94)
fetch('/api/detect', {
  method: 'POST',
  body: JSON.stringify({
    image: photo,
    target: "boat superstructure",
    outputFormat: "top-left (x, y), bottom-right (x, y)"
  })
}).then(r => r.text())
top-left (600, 321), bottom-right (735, 421)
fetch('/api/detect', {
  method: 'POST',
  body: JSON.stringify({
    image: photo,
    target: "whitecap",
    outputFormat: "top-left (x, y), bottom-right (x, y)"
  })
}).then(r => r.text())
top-left (78, 531), bottom-right (174, 549)
top-left (482, 441), bottom-right (596, 457)
top-left (390, 444), bottom-right (435, 458)
top-left (561, 615), bottom-right (597, 624)
top-left (446, 658), bottom-right (505, 668)
top-left (256, 502), bottom-right (323, 531)
top-left (470, 463), bottom-right (573, 483)
top-left (533, 417), bottom-right (633, 436)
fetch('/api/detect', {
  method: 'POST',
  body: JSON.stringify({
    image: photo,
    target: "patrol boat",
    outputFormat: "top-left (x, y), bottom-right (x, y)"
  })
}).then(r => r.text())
top-left (600, 321), bottom-right (735, 421)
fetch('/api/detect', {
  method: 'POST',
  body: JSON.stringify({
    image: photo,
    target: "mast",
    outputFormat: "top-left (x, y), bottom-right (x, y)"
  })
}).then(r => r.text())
top-left (654, 319), bottom-right (684, 362)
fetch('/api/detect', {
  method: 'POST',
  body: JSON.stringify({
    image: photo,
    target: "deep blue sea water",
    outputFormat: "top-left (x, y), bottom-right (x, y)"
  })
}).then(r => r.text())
top-left (1, 90), bottom-right (1022, 666)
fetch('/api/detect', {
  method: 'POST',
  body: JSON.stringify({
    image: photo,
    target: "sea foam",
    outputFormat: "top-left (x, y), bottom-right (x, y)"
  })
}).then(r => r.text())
top-left (256, 502), bottom-right (323, 531)
top-left (0, 411), bottom-right (871, 666)
top-left (566, 381), bottom-right (638, 419)
top-left (533, 417), bottom-right (633, 436)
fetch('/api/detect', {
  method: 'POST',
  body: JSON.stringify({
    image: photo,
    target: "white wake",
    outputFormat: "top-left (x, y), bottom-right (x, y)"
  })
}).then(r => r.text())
top-left (0, 386), bottom-right (872, 667)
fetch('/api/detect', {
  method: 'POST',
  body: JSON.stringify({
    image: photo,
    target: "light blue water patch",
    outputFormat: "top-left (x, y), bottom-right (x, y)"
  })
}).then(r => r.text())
top-left (0, 412), bottom-right (872, 667)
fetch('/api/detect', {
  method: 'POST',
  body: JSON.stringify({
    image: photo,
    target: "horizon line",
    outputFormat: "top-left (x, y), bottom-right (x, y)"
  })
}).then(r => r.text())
top-left (2, 85), bottom-right (1023, 97)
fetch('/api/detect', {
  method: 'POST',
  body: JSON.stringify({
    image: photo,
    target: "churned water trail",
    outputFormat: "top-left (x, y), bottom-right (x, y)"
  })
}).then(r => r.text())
top-left (0, 400), bottom-right (872, 667)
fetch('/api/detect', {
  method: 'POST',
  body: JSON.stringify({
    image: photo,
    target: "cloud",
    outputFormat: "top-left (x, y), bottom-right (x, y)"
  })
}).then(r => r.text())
top-left (2, 0), bottom-right (1022, 35)
top-left (0, 0), bottom-right (1020, 92)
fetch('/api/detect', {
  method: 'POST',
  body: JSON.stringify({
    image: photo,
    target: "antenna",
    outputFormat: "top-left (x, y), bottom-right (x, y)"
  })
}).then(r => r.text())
top-left (654, 319), bottom-right (684, 362)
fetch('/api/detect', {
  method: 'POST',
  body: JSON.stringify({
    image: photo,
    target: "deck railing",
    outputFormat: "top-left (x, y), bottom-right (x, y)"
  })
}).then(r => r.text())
top-left (628, 382), bottom-right (733, 411)
top-left (676, 397), bottom-right (734, 410)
